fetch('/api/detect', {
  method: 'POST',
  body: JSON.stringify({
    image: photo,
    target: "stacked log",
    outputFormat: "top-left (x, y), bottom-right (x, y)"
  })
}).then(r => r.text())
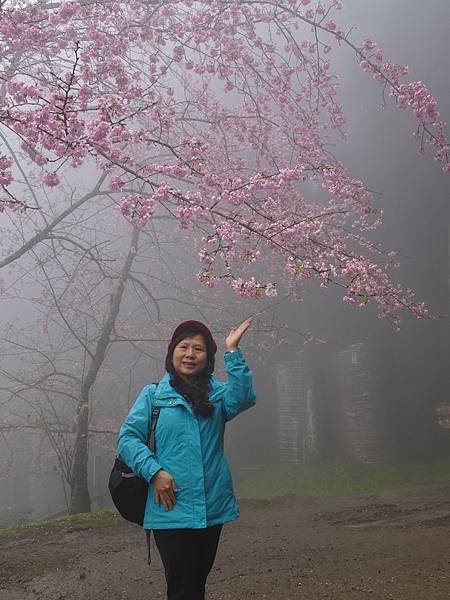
top-left (436, 403), bottom-right (450, 430)
top-left (334, 343), bottom-right (386, 463)
top-left (275, 352), bottom-right (317, 463)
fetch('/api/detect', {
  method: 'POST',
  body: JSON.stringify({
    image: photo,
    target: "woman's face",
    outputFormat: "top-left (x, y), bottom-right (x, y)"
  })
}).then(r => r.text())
top-left (172, 333), bottom-right (208, 381)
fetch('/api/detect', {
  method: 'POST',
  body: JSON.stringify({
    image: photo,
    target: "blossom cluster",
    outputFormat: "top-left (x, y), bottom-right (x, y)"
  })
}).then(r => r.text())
top-left (0, 156), bottom-right (13, 186)
top-left (0, 0), bottom-right (446, 324)
top-left (357, 40), bottom-right (448, 171)
top-left (119, 194), bottom-right (156, 227)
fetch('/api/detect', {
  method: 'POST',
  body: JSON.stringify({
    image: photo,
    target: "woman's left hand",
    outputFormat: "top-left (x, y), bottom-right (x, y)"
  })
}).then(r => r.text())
top-left (225, 317), bottom-right (253, 351)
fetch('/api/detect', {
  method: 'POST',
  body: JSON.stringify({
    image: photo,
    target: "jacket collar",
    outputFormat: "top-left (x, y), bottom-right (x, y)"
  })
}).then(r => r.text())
top-left (154, 372), bottom-right (225, 402)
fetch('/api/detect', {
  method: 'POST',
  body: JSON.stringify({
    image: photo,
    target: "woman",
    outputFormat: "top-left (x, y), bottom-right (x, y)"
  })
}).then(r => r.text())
top-left (117, 317), bottom-right (255, 600)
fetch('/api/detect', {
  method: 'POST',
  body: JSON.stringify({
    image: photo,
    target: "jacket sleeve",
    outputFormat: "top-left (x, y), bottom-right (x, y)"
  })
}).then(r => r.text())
top-left (117, 384), bottom-right (162, 482)
top-left (222, 348), bottom-right (256, 422)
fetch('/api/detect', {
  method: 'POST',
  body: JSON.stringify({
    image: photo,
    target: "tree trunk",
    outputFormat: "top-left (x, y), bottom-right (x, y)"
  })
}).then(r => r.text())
top-left (69, 226), bottom-right (140, 514)
top-left (70, 392), bottom-right (91, 514)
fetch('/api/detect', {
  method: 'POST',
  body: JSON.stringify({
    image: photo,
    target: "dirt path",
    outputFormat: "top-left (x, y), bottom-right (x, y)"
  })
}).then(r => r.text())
top-left (1, 482), bottom-right (449, 600)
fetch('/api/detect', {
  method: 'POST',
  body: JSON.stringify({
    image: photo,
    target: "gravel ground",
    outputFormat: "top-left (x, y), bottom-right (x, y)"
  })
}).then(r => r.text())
top-left (1, 482), bottom-right (449, 600)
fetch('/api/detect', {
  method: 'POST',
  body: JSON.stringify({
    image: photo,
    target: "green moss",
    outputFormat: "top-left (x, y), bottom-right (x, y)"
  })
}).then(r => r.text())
top-left (0, 509), bottom-right (125, 541)
top-left (2, 461), bottom-right (449, 538)
top-left (235, 458), bottom-right (450, 500)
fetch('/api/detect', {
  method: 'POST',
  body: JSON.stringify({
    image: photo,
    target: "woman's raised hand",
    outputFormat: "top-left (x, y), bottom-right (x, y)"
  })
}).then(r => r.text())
top-left (225, 317), bottom-right (253, 351)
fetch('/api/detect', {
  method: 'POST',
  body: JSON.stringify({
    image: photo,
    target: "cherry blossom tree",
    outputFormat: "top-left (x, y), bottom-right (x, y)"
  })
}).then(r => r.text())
top-left (0, 0), bottom-right (448, 330)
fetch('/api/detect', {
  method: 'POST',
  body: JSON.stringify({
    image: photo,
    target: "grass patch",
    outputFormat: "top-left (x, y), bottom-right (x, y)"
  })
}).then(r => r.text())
top-left (234, 458), bottom-right (450, 500)
top-left (0, 509), bottom-right (124, 541)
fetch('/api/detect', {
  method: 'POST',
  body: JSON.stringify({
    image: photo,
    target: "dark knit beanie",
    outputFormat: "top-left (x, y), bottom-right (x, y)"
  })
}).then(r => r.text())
top-left (167, 320), bottom-right (217, 355)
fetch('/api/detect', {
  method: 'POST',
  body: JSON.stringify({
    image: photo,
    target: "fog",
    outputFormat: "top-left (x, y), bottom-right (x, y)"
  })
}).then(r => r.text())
top-left (0, 0), bottom-right (449, 526)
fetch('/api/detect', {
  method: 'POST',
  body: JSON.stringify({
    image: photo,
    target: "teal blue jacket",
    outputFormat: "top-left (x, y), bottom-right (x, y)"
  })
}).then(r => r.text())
top-left (117, 349), bottom-right (256, 529)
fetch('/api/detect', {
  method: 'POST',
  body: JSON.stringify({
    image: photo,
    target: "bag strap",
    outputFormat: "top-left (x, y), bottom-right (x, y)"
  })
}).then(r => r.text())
top-left (145, 383), bottom-right (160, 449)
top-left (147, 405), bottom-right (160, 453)
top-left (146, 529), bottom-right (152, 566)
top-left (146, 384), bottom-right (160, 566)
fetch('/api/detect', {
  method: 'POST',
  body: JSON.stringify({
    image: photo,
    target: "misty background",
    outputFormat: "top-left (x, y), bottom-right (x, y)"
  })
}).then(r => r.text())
top-left (0, 0), bottom-right (449, 525)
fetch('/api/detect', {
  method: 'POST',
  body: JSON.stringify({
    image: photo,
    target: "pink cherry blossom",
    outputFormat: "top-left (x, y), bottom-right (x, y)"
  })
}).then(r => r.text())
top-left (42, 172), bottom-right (60, 187)
top-left (0, 0), bottom-right (447, 326)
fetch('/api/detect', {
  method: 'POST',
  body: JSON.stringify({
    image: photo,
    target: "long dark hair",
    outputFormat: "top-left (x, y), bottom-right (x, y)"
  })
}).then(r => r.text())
top-left (165, 329), bottom-right (215, 418)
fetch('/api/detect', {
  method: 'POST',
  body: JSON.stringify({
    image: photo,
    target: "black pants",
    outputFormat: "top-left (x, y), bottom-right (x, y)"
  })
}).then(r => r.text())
top-left (153, 525), bottom-right (222, 600)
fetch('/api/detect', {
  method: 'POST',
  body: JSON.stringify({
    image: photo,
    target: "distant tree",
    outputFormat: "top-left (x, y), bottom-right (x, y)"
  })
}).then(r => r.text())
top-left (0, 190), bottom-right (235, 513)
top-left (1, 217), bottom-right (140, 512)
top-left (0, 1), bottom-right (448, 329)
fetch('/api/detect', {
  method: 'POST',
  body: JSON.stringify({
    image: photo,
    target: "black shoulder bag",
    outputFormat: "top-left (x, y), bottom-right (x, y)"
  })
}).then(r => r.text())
top-left (108, 403), bottom-right (161, 526)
